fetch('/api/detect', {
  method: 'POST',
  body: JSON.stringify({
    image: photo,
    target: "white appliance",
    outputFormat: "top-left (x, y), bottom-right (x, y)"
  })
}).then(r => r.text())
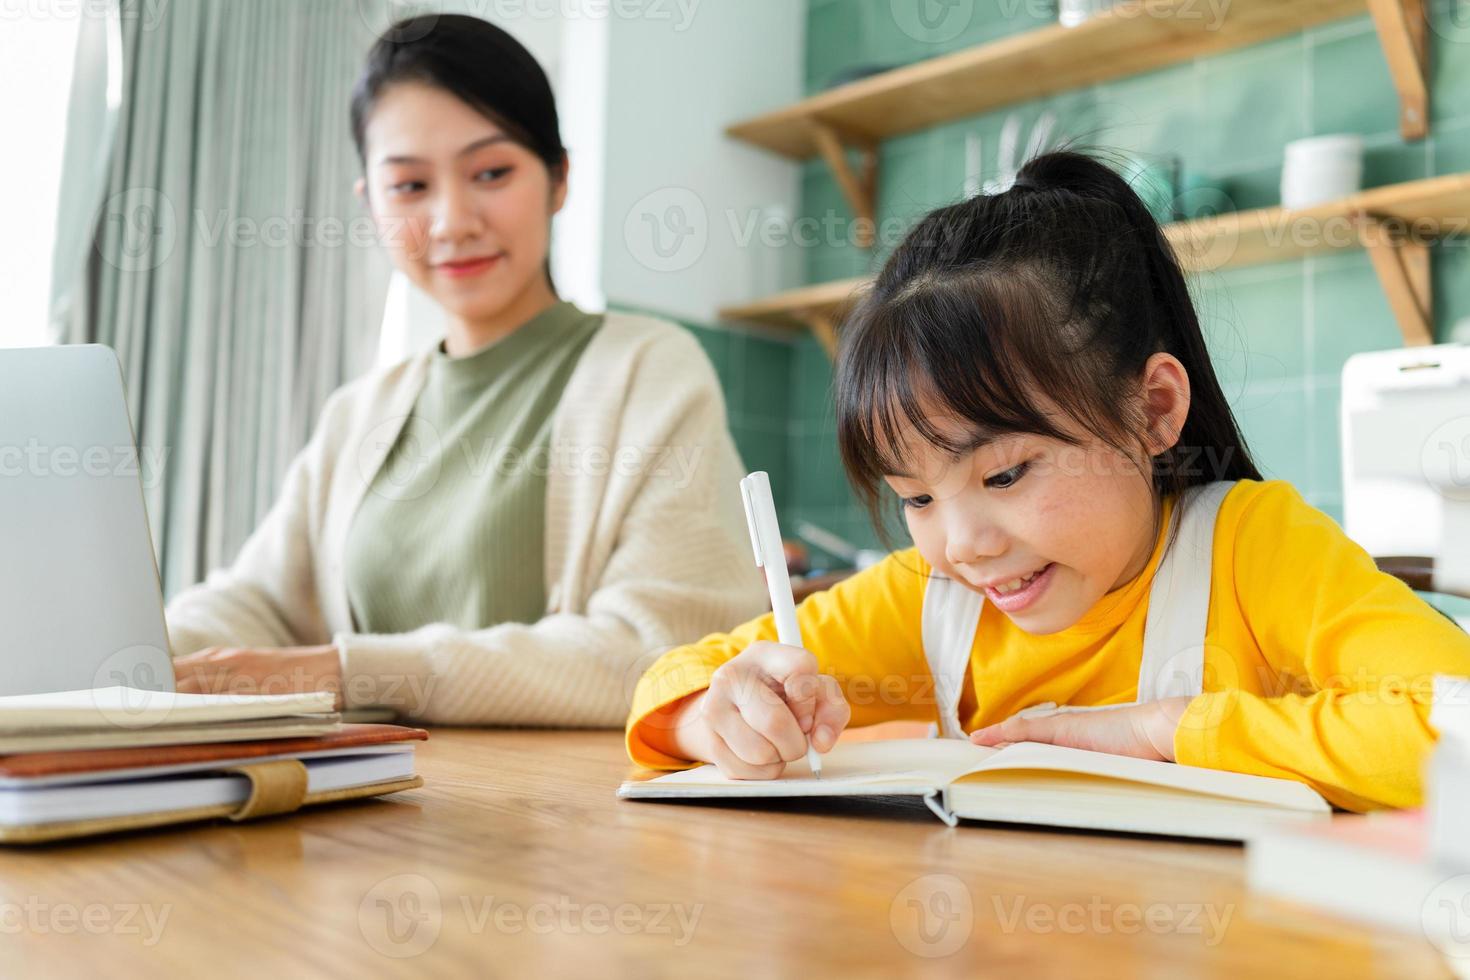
top-left (1341, 343), bottom-right (1470, 600)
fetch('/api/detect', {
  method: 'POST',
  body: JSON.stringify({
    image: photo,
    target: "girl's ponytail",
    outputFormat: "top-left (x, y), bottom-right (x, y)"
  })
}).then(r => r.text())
top-left (835, 149), bottom-right (1260, 534)
top-left (1015, 152), bottom-right (1258, 496)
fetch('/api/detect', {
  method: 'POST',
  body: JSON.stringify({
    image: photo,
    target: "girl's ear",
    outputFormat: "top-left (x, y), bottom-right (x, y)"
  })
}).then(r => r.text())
top-left (1140, 352), bottom-right (1191, 456)
top-left (354, 177), bottom-right (370, 212)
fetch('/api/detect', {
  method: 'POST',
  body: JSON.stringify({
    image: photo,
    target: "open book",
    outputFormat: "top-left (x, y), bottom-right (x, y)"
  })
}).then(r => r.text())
top-left (618, 738), bottom-right (1332, 841)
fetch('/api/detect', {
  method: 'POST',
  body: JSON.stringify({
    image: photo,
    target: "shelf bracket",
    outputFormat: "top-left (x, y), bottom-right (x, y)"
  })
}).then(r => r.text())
top-left (808, 120), bottom-right (879, 248)
top-left (797, 309), bottom-right (839, 358)
top-left (1367, 0), bottom-right (1430, 141)
top-left (1355, 210), bottom-right (1434, 346)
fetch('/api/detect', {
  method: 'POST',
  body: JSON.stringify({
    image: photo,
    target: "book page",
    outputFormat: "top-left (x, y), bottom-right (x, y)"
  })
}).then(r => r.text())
top-left (963, 741), bottom-right (1330, 811)
top-left (624, 738), bottom-right (998, 796)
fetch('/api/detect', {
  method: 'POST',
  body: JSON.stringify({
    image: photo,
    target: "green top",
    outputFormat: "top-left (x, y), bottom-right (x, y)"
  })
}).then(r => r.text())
top-left (344, 301), bottom-right (603, 634)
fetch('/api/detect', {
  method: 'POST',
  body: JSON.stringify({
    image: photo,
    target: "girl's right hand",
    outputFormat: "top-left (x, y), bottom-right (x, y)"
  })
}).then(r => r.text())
top-left (666, 642), bottom-right (851, 779)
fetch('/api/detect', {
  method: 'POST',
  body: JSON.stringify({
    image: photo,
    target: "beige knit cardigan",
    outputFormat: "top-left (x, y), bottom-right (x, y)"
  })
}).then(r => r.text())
top-left (164, 312), bottom-right (769, 726)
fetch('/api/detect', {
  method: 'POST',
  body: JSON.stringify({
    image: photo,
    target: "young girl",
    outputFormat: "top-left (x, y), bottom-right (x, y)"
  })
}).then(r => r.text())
top-left (626, 150), bottom-right (1470, 812)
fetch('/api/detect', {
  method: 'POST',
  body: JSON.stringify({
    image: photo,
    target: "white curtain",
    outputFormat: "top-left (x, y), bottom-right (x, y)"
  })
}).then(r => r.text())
top-left (51, 0), bottom-right (396, 598)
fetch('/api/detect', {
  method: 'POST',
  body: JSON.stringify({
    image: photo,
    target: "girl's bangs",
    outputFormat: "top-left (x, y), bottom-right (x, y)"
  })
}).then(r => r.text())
top-left (838, 269), bottom-right (1082, 490)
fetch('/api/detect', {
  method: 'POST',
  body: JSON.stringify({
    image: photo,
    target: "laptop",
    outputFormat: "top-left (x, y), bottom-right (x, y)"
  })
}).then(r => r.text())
top-left (0, 344), bottom-right (174, 696)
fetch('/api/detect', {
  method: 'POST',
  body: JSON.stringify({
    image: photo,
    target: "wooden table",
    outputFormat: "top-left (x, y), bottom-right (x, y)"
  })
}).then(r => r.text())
top-left (0, 730), bottom-right (1451, 978)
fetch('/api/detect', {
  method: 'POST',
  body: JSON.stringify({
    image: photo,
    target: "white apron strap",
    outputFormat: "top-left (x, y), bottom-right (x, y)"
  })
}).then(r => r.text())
top-left (919, 480), bottom-right (1237, 737)
top-left (921, 574), bottom-right (984, 740)
top-left (1136, 480), bottom-right (1234, 701)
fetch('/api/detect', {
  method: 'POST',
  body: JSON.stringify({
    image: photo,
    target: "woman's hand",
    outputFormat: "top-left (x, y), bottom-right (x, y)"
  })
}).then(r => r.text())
top-left (172, 644), bottom-right (344, 708)
top-left (648, 642), bottom-right (851, 780)
top-left (969, 697), bottom-right (1192, 762)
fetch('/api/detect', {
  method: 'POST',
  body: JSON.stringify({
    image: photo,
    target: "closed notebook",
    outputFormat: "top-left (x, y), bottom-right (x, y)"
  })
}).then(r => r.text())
top-left (0, 716), bottom-right (343, 754)
top-left (0, 685), bottom-right (337, 731)
top-left (618, 738), bottom-right (1332, 842)
top-left (0, 686), bottom-right (343, 754)
top-left (0, 724), bottom-right (427, 844)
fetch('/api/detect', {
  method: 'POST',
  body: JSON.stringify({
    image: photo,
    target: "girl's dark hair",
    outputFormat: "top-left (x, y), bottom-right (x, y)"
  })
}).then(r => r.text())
top-left (350, 14), bottom-right (566, 173)
top-left (835, 149), bottom-right (1260, 540)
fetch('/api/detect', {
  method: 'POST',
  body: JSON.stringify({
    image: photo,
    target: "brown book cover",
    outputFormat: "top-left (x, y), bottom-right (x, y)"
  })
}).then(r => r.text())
top-left (0, 724), bottom-right (428, 780)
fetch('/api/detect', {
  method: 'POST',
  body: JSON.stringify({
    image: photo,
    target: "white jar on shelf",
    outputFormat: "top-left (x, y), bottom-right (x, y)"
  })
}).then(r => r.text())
top-left (1280, 134), bottom-right (1364, 209)
top-left (1058, 0), bottom-right (1114, 28)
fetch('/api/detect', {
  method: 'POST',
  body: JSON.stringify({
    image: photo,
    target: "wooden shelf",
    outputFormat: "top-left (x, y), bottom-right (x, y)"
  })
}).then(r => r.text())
top-left (719, 278), bottom-right (868, 330)
top-left (718, 278), bottom-right (870, 356)
top-left (728, 0), bottom-right (1370, 160)
top-left (719, 172), bottom-right (1470, 349)
top-left (727, 1), bottom-right (1432, 246)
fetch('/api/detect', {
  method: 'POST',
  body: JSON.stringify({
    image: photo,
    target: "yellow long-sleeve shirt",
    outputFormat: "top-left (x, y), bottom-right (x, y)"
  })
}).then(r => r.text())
top-left (626, 480), bottom-right (1470, 811)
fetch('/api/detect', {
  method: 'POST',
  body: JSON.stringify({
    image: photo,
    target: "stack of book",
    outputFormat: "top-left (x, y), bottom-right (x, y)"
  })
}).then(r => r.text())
top-left (1430, 677), bottom-right (1470, 872)
top-left (1247, 675), bottom-right (1470, 974)
top-left (0, 686), bottom-right (425, 844)
top-left (1247, 808), bottom-right (1441, 933)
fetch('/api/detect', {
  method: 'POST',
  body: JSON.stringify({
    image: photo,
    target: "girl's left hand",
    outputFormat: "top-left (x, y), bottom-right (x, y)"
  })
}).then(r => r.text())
top-left (968, 696), bottom-right (1192, 762)
top-left (172, 645), bottom-right (344, 708)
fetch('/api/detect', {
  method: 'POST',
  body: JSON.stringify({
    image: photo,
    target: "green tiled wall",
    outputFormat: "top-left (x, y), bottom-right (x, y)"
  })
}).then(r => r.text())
top-left (682, 321), bottom-right (797, 508)
top-left (780, 0), bottom-right (1470, 546)
top-left (653, 2), bottom-right (1470, 571)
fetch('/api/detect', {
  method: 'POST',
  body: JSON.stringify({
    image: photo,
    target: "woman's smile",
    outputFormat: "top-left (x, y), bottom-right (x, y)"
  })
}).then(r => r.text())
top-left (434, 253), bottom-right (504, 279)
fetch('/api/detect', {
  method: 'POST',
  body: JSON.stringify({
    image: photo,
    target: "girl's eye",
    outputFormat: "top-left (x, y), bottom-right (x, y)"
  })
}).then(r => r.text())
top-left (984, 461), bottom-right (1029, 490)
top-left (390, 180), bottom-right (426, 195)
top-left (902, 494), bottom-right (933, 511)
top-left (475, 166), bottom-right (513, 182)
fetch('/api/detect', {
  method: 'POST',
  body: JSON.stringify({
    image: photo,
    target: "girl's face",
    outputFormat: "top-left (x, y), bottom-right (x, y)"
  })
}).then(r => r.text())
top-left (357, 81), bottom-right (566, 323)
top-left (881, 357), bottom-right (1189, 635)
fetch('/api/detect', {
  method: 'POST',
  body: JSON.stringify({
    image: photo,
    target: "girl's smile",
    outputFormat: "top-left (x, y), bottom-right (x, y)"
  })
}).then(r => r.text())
top-left (980, 561), bottom-right (1056, 612)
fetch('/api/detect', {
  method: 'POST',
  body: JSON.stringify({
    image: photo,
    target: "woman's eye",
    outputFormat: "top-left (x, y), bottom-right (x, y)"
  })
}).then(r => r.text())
top-left (902, 494), bottom-right (933, 510)
top-left (984, 462), bottom-right (1029, 490)
top-left (475, 167), bottom-right (513, 182)
top-left (390, 180), bottom-right (426, 195)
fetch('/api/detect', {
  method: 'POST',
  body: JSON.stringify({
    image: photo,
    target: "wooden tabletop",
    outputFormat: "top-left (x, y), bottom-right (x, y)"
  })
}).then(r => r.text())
top-left (0, 730), bottom-right (1451, 978)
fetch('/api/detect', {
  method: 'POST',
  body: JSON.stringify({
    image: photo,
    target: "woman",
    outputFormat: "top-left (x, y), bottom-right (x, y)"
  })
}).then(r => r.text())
top-left (166, 14), bottom-right (766, 725)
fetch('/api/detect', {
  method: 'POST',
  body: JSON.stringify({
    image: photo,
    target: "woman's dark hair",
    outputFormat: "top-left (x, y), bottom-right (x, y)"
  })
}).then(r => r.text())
top-left (349, 15), bottom-right (567, 286)
top-left (350, 14), bottom-right (566, 172)
top-left (835, 149), bottom-right (1260, 541)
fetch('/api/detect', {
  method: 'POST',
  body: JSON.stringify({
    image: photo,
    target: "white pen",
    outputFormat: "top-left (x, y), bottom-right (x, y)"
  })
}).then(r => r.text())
top-left (739, 471), bottom-right (823, 779)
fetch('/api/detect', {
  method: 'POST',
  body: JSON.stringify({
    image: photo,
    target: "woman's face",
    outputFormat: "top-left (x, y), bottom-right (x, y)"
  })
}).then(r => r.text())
top-left (358, 81), bottom-right (566, 322)
top-left (880, 354), bottom-right (1190, 635)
